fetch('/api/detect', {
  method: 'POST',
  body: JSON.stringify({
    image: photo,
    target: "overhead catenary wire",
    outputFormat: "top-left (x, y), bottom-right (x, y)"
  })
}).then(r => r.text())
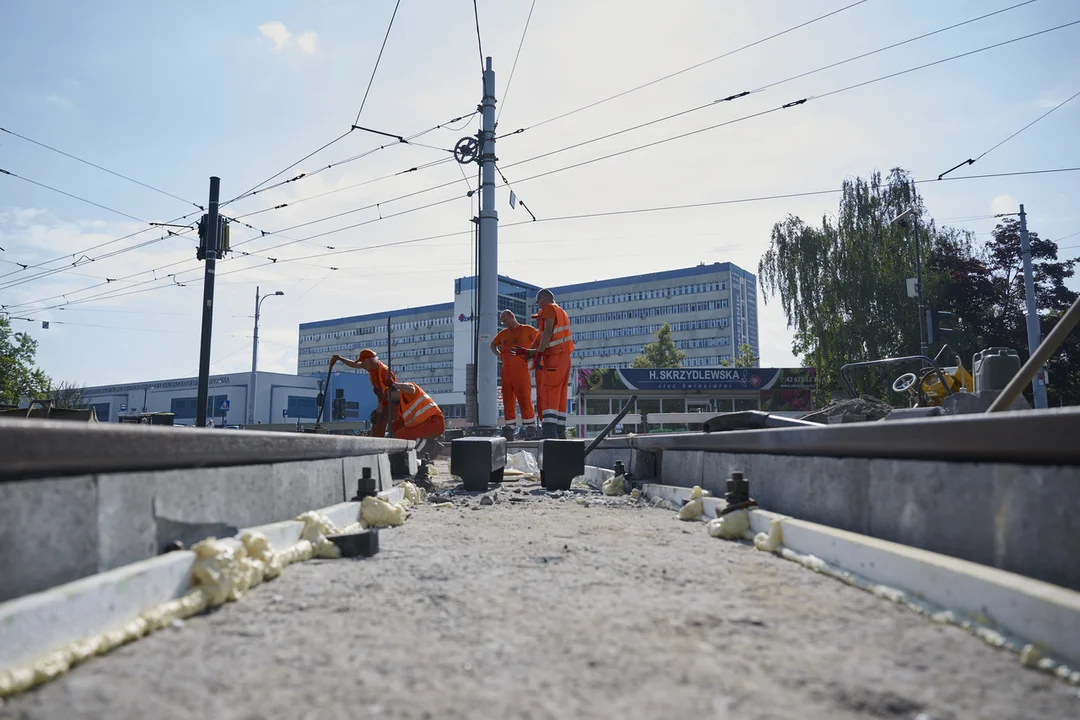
top-left (10, 21), bottom-right (1076, 311)
top-left (938, 87), bottom-right (1080, 179)
top-left (496, 0), bottom-right (537, 126)
top-left (14, 165), bottom-right (1078, 315)
top-left (500, 19), bottom-right (1080, 187)
top-left (354, 0), bottom-right (403, 125)
top-left (0, 126), bottom-right (204, 210)
top-left (0, 167), bottom-right (148, 224)
top-left (471, 0), bottom-right (486, 72)
top-left (502, 0), bottom-right (871, 136)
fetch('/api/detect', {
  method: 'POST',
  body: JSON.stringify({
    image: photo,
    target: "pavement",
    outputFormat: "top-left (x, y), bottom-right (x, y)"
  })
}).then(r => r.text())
top-left (2, 461), bottom-right (1077, 720)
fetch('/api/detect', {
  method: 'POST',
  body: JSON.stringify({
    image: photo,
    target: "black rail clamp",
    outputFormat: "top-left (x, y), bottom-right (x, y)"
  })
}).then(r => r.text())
top-left (328, 529), bottom-right (379, 558)
top-left (725, 470), bottom-right (751, 505)
top-left (538, 439), bottom-right (585, 492)
top-left (351, 467), bottom-right (379, 502)
top-left (451, 436), bottom-right (507, 492)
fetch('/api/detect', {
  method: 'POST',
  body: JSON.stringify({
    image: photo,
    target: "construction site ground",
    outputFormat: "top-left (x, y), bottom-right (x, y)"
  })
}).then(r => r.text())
top-left (2, 460), bottom-right (1076, 720)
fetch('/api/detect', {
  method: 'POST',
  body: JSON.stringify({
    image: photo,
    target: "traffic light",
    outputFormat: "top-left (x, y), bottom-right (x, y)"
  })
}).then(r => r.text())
top-left (926, 309), bottom-right (955, 345)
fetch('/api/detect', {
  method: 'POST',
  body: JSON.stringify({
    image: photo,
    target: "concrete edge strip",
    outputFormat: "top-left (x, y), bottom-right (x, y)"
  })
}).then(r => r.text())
top-left (583, 465), bottom-right (615, 491)
top-left (0, 487), bottom-right (406, 695)
top-left (640, 482), bottom-right (1080, 681)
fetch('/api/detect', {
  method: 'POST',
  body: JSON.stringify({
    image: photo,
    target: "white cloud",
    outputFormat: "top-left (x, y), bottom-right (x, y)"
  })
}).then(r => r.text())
top-left (258, 21), bottom-right (293, 52)
top-left (257, 22), bottom-right (318, 54)
top-left (990, 194), bottom-right (1016, 216)
top-left (45, 94), bottom-right (73, 110)
top-left (297, 31), bottom-right (319, 55)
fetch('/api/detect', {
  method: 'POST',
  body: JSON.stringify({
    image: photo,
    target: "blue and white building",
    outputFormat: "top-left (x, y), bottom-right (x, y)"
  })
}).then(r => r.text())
top-left (297, 262), bottom-right (759, 420)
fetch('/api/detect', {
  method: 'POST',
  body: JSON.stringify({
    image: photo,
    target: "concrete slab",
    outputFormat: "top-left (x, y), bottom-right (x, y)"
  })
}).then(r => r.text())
top-left (0, 417), bottom-right (412, 480)
top-left (654, 450), bottom-right (1080, 591)
top-left (641, 483), bottom-right (1080, 669)
top-left (96, 474), bottom-right (157, 572)
top-left (0, 476), bottom-right (99, 602)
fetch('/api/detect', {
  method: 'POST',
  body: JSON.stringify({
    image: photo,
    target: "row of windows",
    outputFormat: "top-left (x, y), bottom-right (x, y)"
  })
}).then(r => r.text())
top-left (397, 374), bottom-right (453, 385)
top-left (575, 354), bottom-right (733, 370)
top-left (389, 346), bottom-right (453, 359)
top-left (561, 281), bottom-right (728, 310)
top-left (570, 299), bottom-right (730, 326)
top-left (298, 329), bottom-right (454, 356)
top-left (299, 317), bottom-right (452, 344)
top-left (395, 360), bottom-right (454, 372)
top-left (573, 335), bottom-right (731, 359)
top-left (573, 317), bottom-right (730, 341)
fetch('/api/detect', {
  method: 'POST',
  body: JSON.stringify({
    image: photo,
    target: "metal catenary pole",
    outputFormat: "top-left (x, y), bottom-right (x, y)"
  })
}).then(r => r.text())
top-left (1018, 204), bottom-right (1049, 408)
top-left (195, 176), bottom-right (220, 428)
top-left (914, 219), bottom-right (928, 360)
top-left (249, 286), bottom-right (261, 424)
top-left (476, 56), bottom-right (499, 429)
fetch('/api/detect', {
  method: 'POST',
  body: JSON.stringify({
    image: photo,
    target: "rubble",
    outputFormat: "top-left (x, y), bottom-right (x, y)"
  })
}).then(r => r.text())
top-left (800, 395), bottom-right (892, 424)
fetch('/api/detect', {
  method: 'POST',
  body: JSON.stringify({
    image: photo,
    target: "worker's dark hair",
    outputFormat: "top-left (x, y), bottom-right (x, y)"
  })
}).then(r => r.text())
top-left (537, 288), bottom-right (554, 302)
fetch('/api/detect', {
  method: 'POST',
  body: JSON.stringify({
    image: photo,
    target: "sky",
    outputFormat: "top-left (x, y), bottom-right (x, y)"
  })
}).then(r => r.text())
top-left (1, 0), bottom-right (1078, 387)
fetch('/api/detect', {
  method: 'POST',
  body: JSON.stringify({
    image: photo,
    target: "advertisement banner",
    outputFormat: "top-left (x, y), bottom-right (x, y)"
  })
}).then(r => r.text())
top-left (577, 367), bottom-right (815, 392)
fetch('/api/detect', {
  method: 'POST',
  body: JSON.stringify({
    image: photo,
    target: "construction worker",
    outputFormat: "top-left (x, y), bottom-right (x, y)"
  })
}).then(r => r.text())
top-left (490, 309), bottom-right (540, 440)
top-left (520, 288), bottom-right (574, 439)
top-left (388, 381), bottom-right (445, 452)
top-left (329, 349), bottom-right (396, 437)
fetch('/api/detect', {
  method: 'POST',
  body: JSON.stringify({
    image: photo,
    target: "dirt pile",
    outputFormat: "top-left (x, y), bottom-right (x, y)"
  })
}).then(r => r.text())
top-left (800, 395), bottom-right (892, 424)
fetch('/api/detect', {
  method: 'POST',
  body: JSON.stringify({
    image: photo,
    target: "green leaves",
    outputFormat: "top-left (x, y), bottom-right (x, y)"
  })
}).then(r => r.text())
top-left (0, 315), bottom-right (51, 405)
top-left (632, 323), bottom-right (685, 368)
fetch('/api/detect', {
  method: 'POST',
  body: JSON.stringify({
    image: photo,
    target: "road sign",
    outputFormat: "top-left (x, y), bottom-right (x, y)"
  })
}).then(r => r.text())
top-left (219, 399), bottom-right (230, 412)
top-left (120, 403), bottom-right (127, 411)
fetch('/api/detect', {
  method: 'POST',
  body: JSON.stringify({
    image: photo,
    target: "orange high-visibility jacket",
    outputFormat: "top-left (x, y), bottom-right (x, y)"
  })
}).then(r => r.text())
top-left (369, 361), bottom-right (397, 406)
top-left (395, 383), bottom-right (443, 428)
top-left (494, 324), bottom-right (540, 368)
top-left (534, 303), bottom-right (574, 356)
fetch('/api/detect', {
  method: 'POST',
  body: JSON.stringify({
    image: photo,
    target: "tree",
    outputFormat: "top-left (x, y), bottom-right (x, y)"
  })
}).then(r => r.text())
top-left (49, 380), bottom-right (88, 409)
top-left (720, 343), bottom-right (759, 368)
top-left (632, 323), bottom-right (685, 368)
top-left (931, 218), bottom-right (1079, 406)
top-left (0, 315), bottom-right (51, 405)
top-left (759, 168), bottom-right (959, 403)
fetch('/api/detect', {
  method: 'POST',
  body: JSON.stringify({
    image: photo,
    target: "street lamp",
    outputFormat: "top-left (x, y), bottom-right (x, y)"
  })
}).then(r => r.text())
top-left (891, 206), bottom-right (927, 360)
top-left (250, 287), bottom-right (284, 424)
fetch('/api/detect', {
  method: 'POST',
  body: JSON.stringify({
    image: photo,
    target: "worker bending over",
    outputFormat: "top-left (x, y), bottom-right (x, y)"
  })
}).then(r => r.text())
top-left (388, 381), bottom-right (445, 455)
top-left (330, 349), bottom-right (396, 437)
top-left (521, 288), bottom-right (574, 439)
top-left (491, 309), bottom-right (540, 440)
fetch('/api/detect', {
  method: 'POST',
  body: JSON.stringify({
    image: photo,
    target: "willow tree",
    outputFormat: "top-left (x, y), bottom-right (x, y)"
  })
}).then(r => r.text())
top-left (758, 168), bottom-right (952, 402)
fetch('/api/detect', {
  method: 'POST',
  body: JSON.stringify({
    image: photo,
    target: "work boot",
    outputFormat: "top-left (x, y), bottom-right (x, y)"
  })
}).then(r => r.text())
top-left (524, 424), bottom-right (539, 441)
top-left (556, 424), bottom-right (567, 440)
top-left (501, 425), bottom-right (516, 441)
top-left (541, 422), bottom-right (559, 440)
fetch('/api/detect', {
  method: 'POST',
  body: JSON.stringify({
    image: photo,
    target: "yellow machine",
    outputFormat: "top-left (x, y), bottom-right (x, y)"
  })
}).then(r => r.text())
top-left (892, 348), bottom-right (974, 407)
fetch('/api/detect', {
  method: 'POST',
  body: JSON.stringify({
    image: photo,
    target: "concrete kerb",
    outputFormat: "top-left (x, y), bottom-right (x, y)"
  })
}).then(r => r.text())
top-left (583, 465), bottom-right (615, 491)
top-left (640, 483), bottom-right (1080, 674)
top-left (0, 487), bottom-right (405, 689)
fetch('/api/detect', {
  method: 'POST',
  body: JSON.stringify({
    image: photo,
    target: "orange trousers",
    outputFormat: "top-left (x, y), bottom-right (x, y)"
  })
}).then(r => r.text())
top-left (501, 362), bottom-right (535, 422)
top-left (391, 414), bottom-right (446, 441)
top-left (536, 351), bottom-right (571, 431)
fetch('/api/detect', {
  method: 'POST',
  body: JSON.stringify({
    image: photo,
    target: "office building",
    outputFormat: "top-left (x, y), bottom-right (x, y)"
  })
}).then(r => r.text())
top-left (297, 262), bottom-right (758, 419)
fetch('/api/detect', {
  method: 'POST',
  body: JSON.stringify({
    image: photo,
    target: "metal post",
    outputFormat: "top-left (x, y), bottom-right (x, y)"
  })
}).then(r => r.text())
top-left (195, 176), bottom-right (220, 428)
top-left (386, 315), bottom-right (392, 374)
top-left (914, 219), bottom-right (928, 360)
top-left (1019, 204), bottom-right (1049, 409)
top-left (249, 286), bottom-right (261, 424)
top-left (477, 57), bottom-right (499, 429)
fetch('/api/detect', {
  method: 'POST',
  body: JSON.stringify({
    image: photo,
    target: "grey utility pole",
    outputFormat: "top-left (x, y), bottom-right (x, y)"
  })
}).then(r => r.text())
top-left (249, 286), bottom-right (284, 423)
top-left (892, 207), bottom-right (927, 359)
top-left (1018, 204), bottom-right (1049, 409)
top-left (476, 56), bottom-right (499, 429)
top-left (195, 177), bottom-right (221, 428)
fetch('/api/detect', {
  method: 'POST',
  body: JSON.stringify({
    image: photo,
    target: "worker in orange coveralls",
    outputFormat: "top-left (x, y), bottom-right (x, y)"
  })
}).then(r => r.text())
top-left (491, 309), bottom-right (541, 440)
top-left (330, 349), bottom-right (396, 437)
top-left (519, 288), bottom-right (575, 439)
top-left (388, 381), bottom-right (445, 456)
